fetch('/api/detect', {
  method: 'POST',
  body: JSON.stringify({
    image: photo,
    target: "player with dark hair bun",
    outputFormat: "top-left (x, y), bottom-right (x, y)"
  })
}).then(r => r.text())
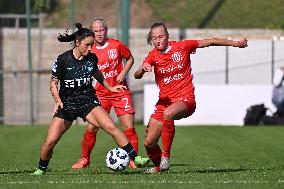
top-left (32, 23), bottom-right (149, 176)
top-left (135, 22), bottom-right (248, 173)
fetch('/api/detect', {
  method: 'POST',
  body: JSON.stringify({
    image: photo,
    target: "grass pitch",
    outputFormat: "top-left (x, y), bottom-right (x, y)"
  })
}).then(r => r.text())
top-left (0, 125), bottom-right (284, 189)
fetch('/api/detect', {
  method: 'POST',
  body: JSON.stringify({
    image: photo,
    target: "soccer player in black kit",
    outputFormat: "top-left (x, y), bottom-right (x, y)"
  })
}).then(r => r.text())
top-left (32, 23), bottom-right (149, 175)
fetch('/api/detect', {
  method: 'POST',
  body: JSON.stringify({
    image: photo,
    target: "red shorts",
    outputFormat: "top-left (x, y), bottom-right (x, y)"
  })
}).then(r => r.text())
top-left (97, 94), bottom-right (135, 116)
top-left (151, 95), bottom-right (196, 122)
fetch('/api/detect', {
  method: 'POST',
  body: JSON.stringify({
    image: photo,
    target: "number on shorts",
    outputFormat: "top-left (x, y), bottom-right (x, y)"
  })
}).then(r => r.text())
top-left (122, 97), bottom-right (131, 111)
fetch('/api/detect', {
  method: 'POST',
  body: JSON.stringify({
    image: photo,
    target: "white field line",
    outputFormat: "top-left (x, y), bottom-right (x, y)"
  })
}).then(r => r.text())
top-left (1, 180), bottom-right (284, 185)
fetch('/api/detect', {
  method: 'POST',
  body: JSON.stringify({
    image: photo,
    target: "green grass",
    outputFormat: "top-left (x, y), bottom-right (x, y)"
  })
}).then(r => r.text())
top-left (0, 125), bottom-right (284, 189)
top-left (146, 0), bottom-right (284, 29)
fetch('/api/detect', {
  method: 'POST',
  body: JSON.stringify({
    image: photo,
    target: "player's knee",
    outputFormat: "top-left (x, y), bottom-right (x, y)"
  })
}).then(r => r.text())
top-left (103, 123), bottom-right (117, 134)
top-left (163, 109), bottom-right (174, 120)
top-left (87, 124), bottom-right (99, 132)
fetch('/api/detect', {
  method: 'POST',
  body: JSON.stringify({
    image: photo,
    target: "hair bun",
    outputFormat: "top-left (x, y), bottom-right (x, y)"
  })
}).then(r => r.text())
top-left (75, 23), bottom-right (82, 30)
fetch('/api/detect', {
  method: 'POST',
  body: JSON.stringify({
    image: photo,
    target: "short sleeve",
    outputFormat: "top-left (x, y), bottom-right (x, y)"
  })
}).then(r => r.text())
top-left (142, 50), bottom-right (155, 66)
top-left (118, 42), bottom-right (131, 59)
top-left (51, 56), bottom-right (63, 80)
top-left (88, 52), bottom-right (99, 71)
top-left (181, 40), bottom-right (199, 54)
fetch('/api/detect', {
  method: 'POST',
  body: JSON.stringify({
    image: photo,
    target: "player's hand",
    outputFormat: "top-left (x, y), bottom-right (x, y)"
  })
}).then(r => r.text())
top-left (142, 63), bottom-right (152, 72)
top-left (237, 38), bottom-right (248, 48)
top-left (109, 85), bottom-right (127, 93)
top-left (116, 73), bottom-right (126, 83)
top-left (53, 100), bottom-right (63, 115)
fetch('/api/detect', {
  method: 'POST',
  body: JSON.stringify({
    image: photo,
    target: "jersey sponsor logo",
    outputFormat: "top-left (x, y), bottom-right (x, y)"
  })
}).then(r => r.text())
top-left (52, 63), bottom-right (57, 72)
top-left (98, 60), bottom-right (119, 70)
top-left (158, 63), bottom-right (183, 74)
top-left (108, 49), bottom-right (118, 59)
top-left (164, 73), bottom-right (183, 84)
top-left (102, 70), bottom-right (118, 79)
top-left (172, 52), bottom-right (182, 63)
top-left (64, 77), bottom-right (92, 88)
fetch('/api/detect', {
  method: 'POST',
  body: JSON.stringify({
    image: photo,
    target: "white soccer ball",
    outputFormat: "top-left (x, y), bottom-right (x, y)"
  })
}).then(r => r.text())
top-left (106, 148), bottom-right (130, 172)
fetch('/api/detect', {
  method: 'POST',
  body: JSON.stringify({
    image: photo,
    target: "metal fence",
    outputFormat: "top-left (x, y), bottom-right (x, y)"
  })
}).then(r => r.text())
top-left (0, 14), bottom-right (46, 124)
top-left (1, 15), bottom-right (284, 125)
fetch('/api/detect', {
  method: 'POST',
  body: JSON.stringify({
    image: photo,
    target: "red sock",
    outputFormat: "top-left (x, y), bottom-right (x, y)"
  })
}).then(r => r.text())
top-left (145, 144), bottom-right (162, 166)
top-left (124, 128), bottom-right (138, 153)
top-left (81, 130), bottom-right (96, 159)
top-left (161, 120), bottom-right (175, 158)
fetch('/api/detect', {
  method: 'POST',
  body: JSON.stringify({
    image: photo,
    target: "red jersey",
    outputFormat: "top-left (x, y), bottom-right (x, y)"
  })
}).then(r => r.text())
top-left (92, 38), bottom-right (131, 97)
top-left (143, 40), bottom-right (198, 99)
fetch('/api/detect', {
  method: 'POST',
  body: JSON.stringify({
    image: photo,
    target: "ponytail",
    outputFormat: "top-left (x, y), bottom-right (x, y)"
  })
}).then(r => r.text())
top-left (58, 23), bottom-right (94, 43)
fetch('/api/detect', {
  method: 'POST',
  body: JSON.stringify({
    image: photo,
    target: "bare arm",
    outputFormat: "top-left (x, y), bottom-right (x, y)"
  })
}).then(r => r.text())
top-left (134, 63), bottom-right (152, 79)
top-left (198, 38), bottom-right (248, 48)
top-left (50, 78), bottom-right (63, 114)
top-left (93, 69), bottom-right (126, 92)
top-left (117, 54), bottom-right (134, 83)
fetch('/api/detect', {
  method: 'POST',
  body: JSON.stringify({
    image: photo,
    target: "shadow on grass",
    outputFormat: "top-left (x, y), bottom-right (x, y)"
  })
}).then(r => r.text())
top-left (192, 168), bottom-right (247, 174)
top-left (0, 169), bottom-right (34, 174)
top-left (2, 166), bottom-right (281, 176)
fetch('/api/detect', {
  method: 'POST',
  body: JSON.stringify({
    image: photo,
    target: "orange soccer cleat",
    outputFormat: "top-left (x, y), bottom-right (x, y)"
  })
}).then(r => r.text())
top-left (71, 157), bottom-right (90, 169)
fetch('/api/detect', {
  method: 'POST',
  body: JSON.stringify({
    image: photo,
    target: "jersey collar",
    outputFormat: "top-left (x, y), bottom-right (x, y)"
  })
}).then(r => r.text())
top-left (163, 45), bottom-right (172, 53)
top-left (96, 42), bottom-right (109, 49)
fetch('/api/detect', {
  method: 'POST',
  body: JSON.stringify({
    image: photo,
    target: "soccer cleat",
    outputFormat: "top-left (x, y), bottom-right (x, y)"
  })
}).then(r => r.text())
top-left (31, 168), bottom-right (45, 176)
top-left (128, 160), bottom-right (137, 169)
top-left (134, 156), bottom-right (150, 168)
top-left (160, 156), bottom-right (170, 171)
top-left (145, 166), bottom-right (160, 173)
top-left (71, 157), bottom-right (90, 169)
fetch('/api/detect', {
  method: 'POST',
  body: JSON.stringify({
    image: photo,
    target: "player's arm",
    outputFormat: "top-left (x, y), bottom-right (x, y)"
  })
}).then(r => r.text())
top-left (93, 69), bottom-right (126, 92)
top-left (134, 63), bottom-right (152, 79)
top-left (197, 38), bottom-right (248, 48)
top-left (50, 77), bottom-right (63, 114)
top-left (117, 54), bottom-right (134, 83)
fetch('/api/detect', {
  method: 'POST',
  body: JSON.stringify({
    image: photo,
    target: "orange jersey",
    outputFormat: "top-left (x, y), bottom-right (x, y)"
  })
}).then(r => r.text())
top-left (92, 38), bottom-right (131, 97)
top-left (143, 40), bottom-right (198, 99)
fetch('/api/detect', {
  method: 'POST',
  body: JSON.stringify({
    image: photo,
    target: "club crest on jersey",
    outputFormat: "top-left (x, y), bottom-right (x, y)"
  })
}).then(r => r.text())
top-left (108, 49), bottom-right (118, 59)
top-left (172, 52), bottom-right (183, 63)
top-left (52, 63), bottom-right (57, 72)
top-left (87, 66), bottom-right (93, 72)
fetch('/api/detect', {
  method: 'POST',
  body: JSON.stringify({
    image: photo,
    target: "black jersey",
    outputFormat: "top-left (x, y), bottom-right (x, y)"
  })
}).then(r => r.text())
top-left (51, 50), bottom-right (99, 112)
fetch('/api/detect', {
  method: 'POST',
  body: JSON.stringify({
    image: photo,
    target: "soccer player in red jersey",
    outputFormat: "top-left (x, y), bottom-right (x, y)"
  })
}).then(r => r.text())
top-left (134, 22), bottom-right (248, 173)
top-left (72, 18), bottom-right (138, 169)
top-left (32, 23), bottom-right (149, 176)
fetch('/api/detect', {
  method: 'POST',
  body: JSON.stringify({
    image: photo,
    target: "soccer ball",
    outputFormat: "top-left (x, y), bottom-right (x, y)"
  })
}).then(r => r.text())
top-left (106, 148), bottom-right (130, 172)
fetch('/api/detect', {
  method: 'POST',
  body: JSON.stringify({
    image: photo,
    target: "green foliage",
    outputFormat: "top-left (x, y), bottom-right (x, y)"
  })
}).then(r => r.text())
top-left (0, 125), bottom-right (284, 189)
top-left (146, 0), bottom-right (284, 29)
top-left (33, 0), bottom-right (52, 13)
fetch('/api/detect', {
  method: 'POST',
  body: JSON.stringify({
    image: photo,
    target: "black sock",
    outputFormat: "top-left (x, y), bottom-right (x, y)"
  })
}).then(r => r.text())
top-left (38, 159), bottom-right (49, 171)
top-left (122, 143), bottom-right (138, 161)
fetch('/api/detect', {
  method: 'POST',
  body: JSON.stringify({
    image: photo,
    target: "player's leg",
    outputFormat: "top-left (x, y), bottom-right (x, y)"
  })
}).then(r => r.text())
top-left (118, 113), bottom-right (139, 169)
top-left (72, 123), bottom-right (100, 169)
top-left (144, 98), bottom-right (169, 173)
top-left (115, 94), bottom-right (138, 169)
top-left (86, 106), bottom-right (149, 167)
top-left (160, 100), bottom-right (196, 171)
top-left (144, 118), bottom-right (163, 173)
top-left (33, 117), bottom-right (72, 175)
top-left (72, 98), bottom-right (111, 169)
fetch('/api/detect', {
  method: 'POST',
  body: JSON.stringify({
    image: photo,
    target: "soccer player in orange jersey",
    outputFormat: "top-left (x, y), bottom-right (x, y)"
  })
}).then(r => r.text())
top-left (72, 18), bottom-right (138, 169)
top-left (134, 22), bottom-right (248, 173)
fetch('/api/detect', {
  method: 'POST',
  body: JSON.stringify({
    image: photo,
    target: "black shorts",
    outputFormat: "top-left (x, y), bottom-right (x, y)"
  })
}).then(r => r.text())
top-left (54, 98), bottom-right (101, 123)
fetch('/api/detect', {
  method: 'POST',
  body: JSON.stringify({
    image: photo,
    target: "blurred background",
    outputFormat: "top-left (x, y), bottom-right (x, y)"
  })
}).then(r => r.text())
top-left (0, 0), bottom-right (283, 125)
